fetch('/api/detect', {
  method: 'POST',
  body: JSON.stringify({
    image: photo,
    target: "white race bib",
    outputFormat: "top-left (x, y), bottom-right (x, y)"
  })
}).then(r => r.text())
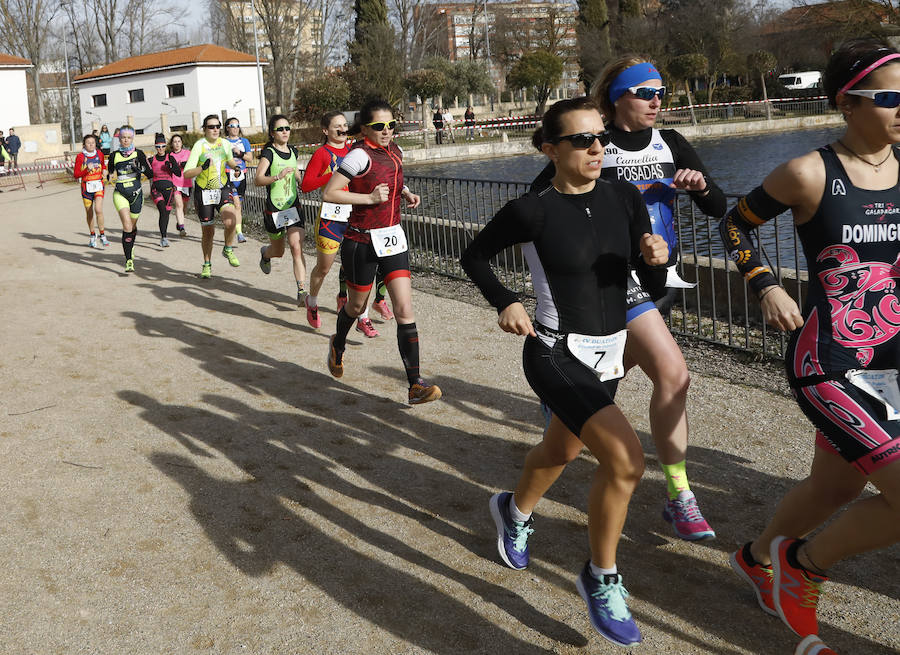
top-left (273, 206), bottom-right (301, 229)
top-left (846, 369), bottom-right (900, 420)
top-left (228, 169), bottom-right (243, 183)
top-left (370, 224), bottom-right (408, 257)
top-left (320, 202), bottom-right (350, 222)
top-left (86, 180), bottom-right (103, 193)
top-left (201, 188), bottom-right (221, 206)
top-left (566, 329), bottom-right (628, 382)
top-left (666, 265), bottom-right (697, 289)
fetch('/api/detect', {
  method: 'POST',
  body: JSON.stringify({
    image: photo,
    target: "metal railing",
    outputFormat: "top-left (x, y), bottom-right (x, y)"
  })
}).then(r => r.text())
top-left (239, 168), bottom-right (798, 359)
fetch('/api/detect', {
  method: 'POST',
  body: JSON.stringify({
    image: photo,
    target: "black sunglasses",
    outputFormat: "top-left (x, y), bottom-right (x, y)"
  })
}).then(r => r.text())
top-left (274, 126), bottom-right (292, 132)
top-left (366, 120), bottom-right (397, 131)
top-left (550, 131), bottom-right (612, 149)
top-left (204, 124), bottom-right (221, 129)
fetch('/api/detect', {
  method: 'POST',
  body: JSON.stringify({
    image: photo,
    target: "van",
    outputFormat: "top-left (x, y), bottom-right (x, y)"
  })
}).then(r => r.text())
top-left (778, 71), bottom-right (822, 90)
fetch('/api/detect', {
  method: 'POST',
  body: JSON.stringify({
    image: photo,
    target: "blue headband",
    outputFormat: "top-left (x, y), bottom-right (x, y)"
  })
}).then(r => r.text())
top-left (608, 63), bottom-right (662, 105)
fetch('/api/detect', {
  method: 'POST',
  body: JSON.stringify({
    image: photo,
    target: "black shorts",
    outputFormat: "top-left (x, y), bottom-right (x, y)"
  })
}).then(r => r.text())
top-left (263, 199), bottom-right (306, 238)
top-left (231, 177), bottom-right (247, 199)
top-left (522, 334), bottom-right (619, 436)
top-left (340, 236), bottom-right (410, 293)
top-left (194, 185), bottom-right (236, 225)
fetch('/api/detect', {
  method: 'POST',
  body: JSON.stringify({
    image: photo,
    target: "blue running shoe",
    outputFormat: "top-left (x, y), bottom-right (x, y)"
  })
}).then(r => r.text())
top-left (489, 491), bottom-right (533, 570)
top-left (576, 562), bottom-right (642, 647)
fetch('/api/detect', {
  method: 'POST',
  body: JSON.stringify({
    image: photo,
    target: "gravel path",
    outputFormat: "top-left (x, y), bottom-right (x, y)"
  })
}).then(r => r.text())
top-left (0, 182), bottom-right (897, 655)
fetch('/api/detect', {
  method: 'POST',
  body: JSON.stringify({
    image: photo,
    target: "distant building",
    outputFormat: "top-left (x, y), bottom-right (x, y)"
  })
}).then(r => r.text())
top-left (73, 44), bottom-right (268, 137)
top-left (0, 54), bottom-right (32, 129)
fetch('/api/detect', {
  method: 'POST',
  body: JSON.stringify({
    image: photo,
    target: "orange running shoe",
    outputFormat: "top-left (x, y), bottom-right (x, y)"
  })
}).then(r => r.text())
top-left (409, 380), bottom-right (442, 405)
top-left (795, 635), bottom-right (837, 655)
top-left (327, 335), bottom-right (344, 378)
top-left (771, 537), bottom-right (828, 637)
top-left (729, 542), bottom-right (777, 616)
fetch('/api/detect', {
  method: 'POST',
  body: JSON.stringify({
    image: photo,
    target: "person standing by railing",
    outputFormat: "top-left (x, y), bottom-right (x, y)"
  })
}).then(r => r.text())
top-left (462, 96), bottom-right (668, 647)
top-left (464, 106), bottom-right (476, 141)
top-left (99, 125), bottom-right (112, 158)
top-left (322, 98), bottom-right (441, 405)
top-left (225, 117), bottom-right (253, 244)
top-left (432, 107), bottom-right (444, 145)
top-left (535, 55), bottom-right (726, 542)
top-left (6, 128), bottom-right (20, 169)
top-left (720, 38), bottom-right (900, 652)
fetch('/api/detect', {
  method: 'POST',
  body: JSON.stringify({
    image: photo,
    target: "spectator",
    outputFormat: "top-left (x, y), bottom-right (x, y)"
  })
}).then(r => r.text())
top-left (464, 106), bottom-right (476, 140)
top-left (99, 125), bottom-right (112, 157)
top-left (5, 128), bottom-right (20, 169)
top-left (432, 107), bottom-right (444, 145)
top-left (443, 107), bottom-right (456, 143)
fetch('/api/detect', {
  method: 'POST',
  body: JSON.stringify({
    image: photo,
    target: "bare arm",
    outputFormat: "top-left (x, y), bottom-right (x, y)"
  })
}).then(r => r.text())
top-left (321, 171), bottom-right (388, 205)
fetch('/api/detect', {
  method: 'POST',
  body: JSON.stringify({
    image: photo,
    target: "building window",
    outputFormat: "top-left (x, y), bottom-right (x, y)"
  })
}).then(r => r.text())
top-left (128, 88), bottom-right (145, 103)
top-left (92, 94), bottom-right (107, 107)
top-left (167, 83), bottom-right (185, 98)
top-left (170, 124), bottom-right (188, 132)
top-left (135, 128), bottom-right (145, 135)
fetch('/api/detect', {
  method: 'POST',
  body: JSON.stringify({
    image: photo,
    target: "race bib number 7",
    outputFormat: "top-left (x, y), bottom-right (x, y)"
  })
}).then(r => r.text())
top-left (566, 329), bottom-right (628, 382)
top-left (370, 224), bottom-right (408, 257)
top-left (846, 369), bottom-right (900, 420)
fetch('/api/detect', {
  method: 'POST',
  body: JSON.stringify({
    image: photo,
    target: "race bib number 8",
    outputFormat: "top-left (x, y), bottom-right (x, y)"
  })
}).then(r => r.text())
top-left (566, 329), bottom-right (628, 382)
top-left (86, 180), bottom-right (103, 193)
top-left (846, 369), bottom-right (900, 420)
top-left (273, 206), bottom-right (301, 229)
top-left (370, 224), bottom-right (408, 257)
top-left (201, 189), bottom-right (221, 206)
top-left (320, 202), bottom-right (350, 222)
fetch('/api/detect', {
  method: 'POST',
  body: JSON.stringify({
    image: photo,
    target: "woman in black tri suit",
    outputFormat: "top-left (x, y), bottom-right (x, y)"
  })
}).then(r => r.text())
top-left (462, 97), bottom-right (668, 648)
top-left (721, 39), bottom-right (900, 648)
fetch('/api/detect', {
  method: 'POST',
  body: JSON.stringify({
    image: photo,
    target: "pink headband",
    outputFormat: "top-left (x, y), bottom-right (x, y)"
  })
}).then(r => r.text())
top-left (838, 53), bottom-right (900, 95)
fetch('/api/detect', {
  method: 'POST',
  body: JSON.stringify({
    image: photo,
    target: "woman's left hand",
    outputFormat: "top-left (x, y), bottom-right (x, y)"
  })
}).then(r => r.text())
top-left (671, 168), bottom-right (707, 192)
top-left (640, 233), bottom-right (669, 266)
top-left (403, 190), bottom-right (421, 208)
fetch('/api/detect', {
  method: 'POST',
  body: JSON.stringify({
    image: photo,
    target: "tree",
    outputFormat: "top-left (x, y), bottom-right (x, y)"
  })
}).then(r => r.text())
top-left (292, 73), bottom-right (351, 124)
top-left (746, 49), bottom-right (776, 103)
top-left (576, 0), bottom-right (610, 95)
top-left (668, 52), bottom-right (707, 124)
top-left (0, 0), bottom-right (61, 122)
top-left (507, 50), bottom-right (563, 115)
top-left (345, 0), bottom-right (403, 106)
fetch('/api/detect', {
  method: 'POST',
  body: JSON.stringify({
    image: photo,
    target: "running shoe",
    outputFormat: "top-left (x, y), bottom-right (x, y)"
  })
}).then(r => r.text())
top-left (408, 379), bottom-right (442, 405)
top-left (237, 232), bottom-right (247, 243)
top-left (771, 537), bottom-right (827, 637)
top-left (336, 294), bottom-right (347, 313)
top-left (489, 491), bottom-right (533, 570)
top-left (795, 635), bottom-right (838, 655)
top-left (100, 234), bottom-right (110, 247)
top-left (124, 259), bottom-right (135, 273)
top-left (662, 490), bottom-right (716, 541)
top-left (200, 262), bottom-right (212, 279)
top-left (356, 317), bottom-right (379, 338)
top-left (259, 246), bottom-right (271, 274)
top-left (372, 298), bottom-right (394, 321)
top-left (306, 298), bottom-right (321, 329)
top-left (297, 289), bottom-right (308, 308)
top-left (327, 335), bottom-right (344, 378)
top-left (177, 225), bottom-right (186, 237)
top-left (729, 542), bottom-right (777, 616)
top-left (160, 237), bottom-right (170, 248)
top-left (89, 235), bottom-right (97, 248)
top-left (575, 562), bottom-right (642, 647)
top-left (222, 246), bottom-right (240, 267)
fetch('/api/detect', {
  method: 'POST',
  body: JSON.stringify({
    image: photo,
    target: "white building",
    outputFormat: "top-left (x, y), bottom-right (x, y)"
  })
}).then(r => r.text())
top-left (73, 44), bottom-right (267, 139)
top-left (0, 53), bottom-right (33, 130)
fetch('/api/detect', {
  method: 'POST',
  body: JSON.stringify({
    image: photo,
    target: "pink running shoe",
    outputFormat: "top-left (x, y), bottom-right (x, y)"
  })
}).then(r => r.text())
top-left (771, 537), bottom-right (827, 637)
top-left (729, 543), bottom-right (777, 616)
top-left (306, 298), bottom-right (321, 329)
top-left (356, 317), bottom-right (379, 338)
top-left (336, 294), bottom-right (347, 313)
top-left (372, 298), bottom-right (394, 321)
top-left (662, 490), bottom-right (716, 541)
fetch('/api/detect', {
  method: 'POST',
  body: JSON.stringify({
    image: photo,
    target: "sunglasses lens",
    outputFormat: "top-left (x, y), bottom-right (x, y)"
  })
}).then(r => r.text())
top-left (874, 91), bottom-right (900, 108)
top-left (571, 134), bottom-right (594, 148)
top-left (275, 126), bottom-right (291, 132)
top-left (634, 87), bottom-right (663, 100)
top-left (599, 131), bottom-right (612, 147)
top-left (206, 125), bottom-right (220, 129)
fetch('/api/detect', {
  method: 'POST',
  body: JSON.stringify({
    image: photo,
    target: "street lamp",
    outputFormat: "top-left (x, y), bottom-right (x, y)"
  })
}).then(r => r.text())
top-left (60, 24), bottom-right (76, 151)
top-left (482, 0), bottom-right (495, 111)
top-left (249, 0), bottom-right (267, 128)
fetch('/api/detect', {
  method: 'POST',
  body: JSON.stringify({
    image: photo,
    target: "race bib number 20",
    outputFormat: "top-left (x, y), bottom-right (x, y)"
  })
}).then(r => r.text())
top-left (370, 224), bottom-right (408, 257)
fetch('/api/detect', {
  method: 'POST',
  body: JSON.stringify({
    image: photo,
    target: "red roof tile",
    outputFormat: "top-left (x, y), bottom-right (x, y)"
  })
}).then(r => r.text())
top-left (74, 44), bottom-right (264, 82)
top-left (0, 53), bottom-right (32, 66)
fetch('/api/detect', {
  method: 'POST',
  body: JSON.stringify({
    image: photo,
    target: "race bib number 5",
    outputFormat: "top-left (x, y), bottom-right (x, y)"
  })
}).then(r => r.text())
top-left (566, 329), bottom-right (628, 382)
top-left (320, 202), bottom-right (350, 222)
top-left (273, 206), bottom-right (301, 229)
top-left (846, 369), bottom-right (900, 420)
top-left (370, 224), bottom-right (408, 257)
top-left (201, 189), bottom-right (221, 206)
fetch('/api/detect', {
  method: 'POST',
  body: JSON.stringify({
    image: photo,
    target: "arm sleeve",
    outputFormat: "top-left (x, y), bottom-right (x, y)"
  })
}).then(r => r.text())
top-left (74, 153), bottom-right (85, 179)
top-left (300, 147), bottom-right (332, 192)
top-left (624, 183), bottom-right (668, 300)
top-left (460, 197), bottom-right (542, 313)
top-left (666, 130), bottom-right (728, 218)
top-left (718, 186), bottom-right (786, 296)
top-left (106, 152), bottom-right (116, 180)
top-left (336, 148), bottom-right (370, 180)
top-left (139, 151), bottom-right (153, 179)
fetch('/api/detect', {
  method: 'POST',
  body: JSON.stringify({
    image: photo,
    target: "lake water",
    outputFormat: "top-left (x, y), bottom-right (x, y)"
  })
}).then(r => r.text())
top-left (407, 125), bottom-right (847, 195)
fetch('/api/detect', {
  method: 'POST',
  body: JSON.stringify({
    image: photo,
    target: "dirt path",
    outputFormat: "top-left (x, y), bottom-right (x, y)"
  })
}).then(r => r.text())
top-left (0, 182), bottom-right (897, 655)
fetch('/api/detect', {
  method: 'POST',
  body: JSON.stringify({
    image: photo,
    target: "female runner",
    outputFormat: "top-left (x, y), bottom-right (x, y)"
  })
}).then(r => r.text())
top-left (301, 111), bottom-right (387, 335)
top-left (168, 134), bottom-right (191, 237)
top-left (107, 125), bottom-right (152, 272)
top-left (149, 133), bottom-right (182, 248)
top-left (73, 134), bottom-right (109, 248)
top-left (321, 99), bottom-right (440, 404)
top-left (535, 56), bottom-right (726, 540)
top-left (462, 96), bottom-right (668, 646)
top-left (721, 39), bottom-right (900, 648)
top-left (224, 117), bottom-right (253, 244)
top-left (255, 114), bottom-right (309, 301)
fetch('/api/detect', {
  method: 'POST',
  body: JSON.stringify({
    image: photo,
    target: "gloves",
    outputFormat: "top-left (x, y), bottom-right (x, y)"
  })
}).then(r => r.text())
top-left (166, 154), bottom-right (181, 176)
